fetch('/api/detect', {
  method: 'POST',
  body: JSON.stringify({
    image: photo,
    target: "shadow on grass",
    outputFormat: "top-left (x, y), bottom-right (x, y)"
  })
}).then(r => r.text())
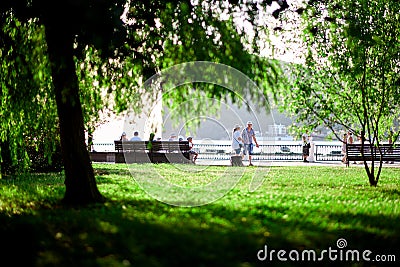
top-left (94, 167), bottom-right (130, 177)
top-left (378, 188), bottom-right (400, 197)
top-left (1, 197), bottom-right (399, 267)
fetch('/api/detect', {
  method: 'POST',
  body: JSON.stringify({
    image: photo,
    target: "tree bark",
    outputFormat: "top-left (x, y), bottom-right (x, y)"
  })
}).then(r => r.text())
top-left (368, 172), bottom-right (378, 187)
top-left (45, 27), bottom-right (105, 205)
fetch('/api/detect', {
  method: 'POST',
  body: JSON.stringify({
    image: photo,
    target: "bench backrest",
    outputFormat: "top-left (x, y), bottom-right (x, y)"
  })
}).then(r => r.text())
top-left (346, 144), bottom-right (400, 159)
top-left (152, 141), bottom-right (191, 152)
top-left (114, 140), bottom-right (191, 153)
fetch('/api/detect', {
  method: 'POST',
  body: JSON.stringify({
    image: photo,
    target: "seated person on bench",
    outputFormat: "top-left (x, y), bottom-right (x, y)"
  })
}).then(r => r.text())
top-left (187, 136), bottom-right (198, 163)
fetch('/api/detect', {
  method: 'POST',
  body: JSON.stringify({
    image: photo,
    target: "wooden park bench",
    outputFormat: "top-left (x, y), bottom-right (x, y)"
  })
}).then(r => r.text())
top-left (346, 143), bottom-right (400, 167)
top-left (114, 140), bottom-right (192, 164)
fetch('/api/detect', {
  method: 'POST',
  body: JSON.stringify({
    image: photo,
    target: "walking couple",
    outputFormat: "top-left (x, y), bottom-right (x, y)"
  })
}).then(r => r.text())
top-left (232, 121), bottom-right (259, 166)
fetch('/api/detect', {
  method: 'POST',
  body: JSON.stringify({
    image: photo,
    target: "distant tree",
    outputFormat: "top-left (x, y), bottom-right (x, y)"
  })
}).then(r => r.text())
top-left (1, 1), bottom-right (289, 204)
top-left (277, 0), bottom-right (400, 186)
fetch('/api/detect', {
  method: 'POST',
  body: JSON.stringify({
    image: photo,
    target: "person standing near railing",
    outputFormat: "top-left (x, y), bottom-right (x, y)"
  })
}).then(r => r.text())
top-left (385, 131), bottom-right (394, 164)
top-left (347, 131), bottom-right (356, 164)
top-left (341, 133), bottom-right (348, 164)
top-left (308, 135), bottom-right (315, 162)
top-left (232, 124), bottom-right (244, 156)
top-left (241, 121), bottom-right (259, 166)
top-left (302, 133), bottom-right (310, 162)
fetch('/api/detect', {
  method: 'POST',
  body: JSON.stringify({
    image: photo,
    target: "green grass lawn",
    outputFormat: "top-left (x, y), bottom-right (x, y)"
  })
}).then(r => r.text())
top-left (0, 163), bottom-right (399, 267)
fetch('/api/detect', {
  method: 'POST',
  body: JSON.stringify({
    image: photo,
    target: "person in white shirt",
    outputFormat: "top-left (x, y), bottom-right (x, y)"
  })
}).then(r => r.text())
top-left (232, 124), bottom-right (244, 156)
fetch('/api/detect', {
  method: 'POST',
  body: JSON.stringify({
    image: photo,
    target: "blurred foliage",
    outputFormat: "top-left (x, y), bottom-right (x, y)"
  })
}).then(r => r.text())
top-left (0, 14), bottom-right (58, 176)
top-left (1, 1), bottom-right (290, 177)
top-left (277, 0), bottom-right (400, 141)
top-left (274, 0), bottom-right (400, 185)
top-left (25, 126), bottom-right (63, 173)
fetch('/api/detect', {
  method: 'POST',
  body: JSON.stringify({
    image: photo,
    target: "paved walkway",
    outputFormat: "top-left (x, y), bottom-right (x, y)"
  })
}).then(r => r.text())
top-left (195, 159), bottom-right (400, 167)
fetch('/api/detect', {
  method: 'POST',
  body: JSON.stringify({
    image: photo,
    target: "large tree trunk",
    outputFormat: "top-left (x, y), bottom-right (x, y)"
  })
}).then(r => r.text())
top-left (45, 27), bottom-right (105, 205)
top-left (367, 168), bottom-right (378, 187)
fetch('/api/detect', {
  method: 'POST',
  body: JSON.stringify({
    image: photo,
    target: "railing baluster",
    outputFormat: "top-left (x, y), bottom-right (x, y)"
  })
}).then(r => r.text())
top-left (92, 142), bottom-right (347, 161)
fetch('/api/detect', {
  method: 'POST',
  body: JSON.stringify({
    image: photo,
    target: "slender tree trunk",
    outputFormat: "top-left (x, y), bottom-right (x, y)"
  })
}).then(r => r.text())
top-left (45, 27), bottom-right (105, 205)
top-left (361, 139), bottom-right (379, 186)
top-left (367, 171), bottom-right (378, 187)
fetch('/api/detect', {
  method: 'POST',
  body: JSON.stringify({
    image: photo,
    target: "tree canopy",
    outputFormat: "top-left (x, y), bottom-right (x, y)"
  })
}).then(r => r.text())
top-left (276, 0), bottom-right (400, 185)
top-left (1, 0), bottom-right (289, 204)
